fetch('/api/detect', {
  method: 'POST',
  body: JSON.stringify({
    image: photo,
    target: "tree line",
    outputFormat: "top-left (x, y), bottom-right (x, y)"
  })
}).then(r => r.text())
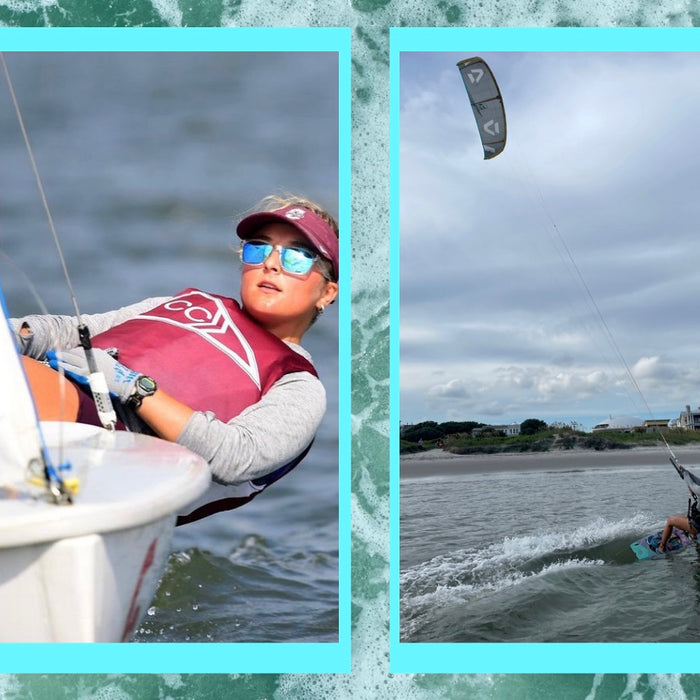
top-left (400, 419), bottom-right (552, 443)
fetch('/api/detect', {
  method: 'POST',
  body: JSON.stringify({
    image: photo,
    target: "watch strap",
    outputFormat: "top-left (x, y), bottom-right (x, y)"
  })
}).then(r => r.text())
top-left (126, 375), bottom-right (157, 409)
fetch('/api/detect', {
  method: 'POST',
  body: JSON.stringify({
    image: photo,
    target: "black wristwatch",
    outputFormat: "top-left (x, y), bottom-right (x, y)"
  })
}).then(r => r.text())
top-left (127, 375), bottom-right (158, 409)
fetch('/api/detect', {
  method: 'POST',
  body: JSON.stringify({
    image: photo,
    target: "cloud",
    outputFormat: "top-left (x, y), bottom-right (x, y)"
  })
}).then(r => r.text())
top-left (427, 378), bottom-right (469, 399)
top-left (632, 356), bottom-right (676, 381)
top-left (400, 51), bottom-right (700, 429)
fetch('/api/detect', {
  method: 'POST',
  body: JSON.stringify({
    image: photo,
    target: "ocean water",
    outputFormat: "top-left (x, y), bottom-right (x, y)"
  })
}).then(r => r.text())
top-left (0, 52), bottom-right (339, 645)
top-left (0, 1), bottom-right (696, 28)
top-left (2, 3), bottom-right (700, 700)
top-left (401, 455), bottom-right (700, 644)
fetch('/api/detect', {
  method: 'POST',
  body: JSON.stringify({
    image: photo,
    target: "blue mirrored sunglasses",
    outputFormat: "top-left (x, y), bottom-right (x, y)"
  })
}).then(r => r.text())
top-left (239, 239), bottom-right (318, 275)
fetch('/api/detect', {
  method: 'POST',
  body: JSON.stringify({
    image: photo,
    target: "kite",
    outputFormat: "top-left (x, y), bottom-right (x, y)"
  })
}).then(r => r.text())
top-left (457, 57), bottom-right (506, 159)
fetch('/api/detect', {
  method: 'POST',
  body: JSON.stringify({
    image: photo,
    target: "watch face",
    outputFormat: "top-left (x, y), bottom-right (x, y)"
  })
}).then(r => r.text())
top-left (137, 376), bottom-right (157, 393)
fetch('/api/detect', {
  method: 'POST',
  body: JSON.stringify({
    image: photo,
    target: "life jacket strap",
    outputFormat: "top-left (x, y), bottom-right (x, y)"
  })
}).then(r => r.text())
top-left (175, 440), bottom-right (314, 526)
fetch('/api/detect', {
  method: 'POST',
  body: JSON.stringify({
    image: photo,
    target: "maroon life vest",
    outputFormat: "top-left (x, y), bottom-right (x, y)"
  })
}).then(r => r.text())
top-left (90, 288), bottom-right (317, 420)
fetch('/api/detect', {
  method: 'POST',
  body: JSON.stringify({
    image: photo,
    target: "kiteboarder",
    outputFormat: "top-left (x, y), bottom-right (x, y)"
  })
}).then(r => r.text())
top-left (658, 514), bottom-right (699, 553)
top-left (12, 194), bottom-right (339, 523)
top-left (658, 459), bottom-right (700, 552)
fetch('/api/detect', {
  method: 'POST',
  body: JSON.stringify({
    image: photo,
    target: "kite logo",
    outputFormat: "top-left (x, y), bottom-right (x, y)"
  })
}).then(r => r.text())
top-left (483, 120), bottom-right (500, 136)
top-left (467, 68), bottom-right (483, 84)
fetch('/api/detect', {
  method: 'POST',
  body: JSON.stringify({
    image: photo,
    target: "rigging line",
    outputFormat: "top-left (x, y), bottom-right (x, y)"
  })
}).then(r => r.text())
top-left (0, 250), bottom-right (69, 467)
top-left (0, 53), bottom-right (82, 322)
top-left (1, 53), bottom-right (117, 432)
top-left (511, 160), bottom-right (644, 415)
top-left (518, 160), bottom-right (681, 464)
top-left (0, 249), bottom-right (49, 316)
top-left (0, 252), bottom-right (72, 500)
top-left (521, 160), bottom-right (656, 422)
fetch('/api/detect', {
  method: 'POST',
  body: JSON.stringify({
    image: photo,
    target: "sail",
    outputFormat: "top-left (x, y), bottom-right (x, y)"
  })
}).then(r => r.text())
top-left (457, 57), bottom-right (507, 160)
top-left (0, 283), bottom-right (44, 486)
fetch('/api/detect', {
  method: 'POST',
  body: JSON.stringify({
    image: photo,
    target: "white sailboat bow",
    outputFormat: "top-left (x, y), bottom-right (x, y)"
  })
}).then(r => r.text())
top-left (0, 299), bottom-right (211, 642)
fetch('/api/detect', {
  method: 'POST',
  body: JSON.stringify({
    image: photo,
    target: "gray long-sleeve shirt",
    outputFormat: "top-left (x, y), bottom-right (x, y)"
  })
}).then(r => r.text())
top-left (12, 297), bottom-right (326, 486)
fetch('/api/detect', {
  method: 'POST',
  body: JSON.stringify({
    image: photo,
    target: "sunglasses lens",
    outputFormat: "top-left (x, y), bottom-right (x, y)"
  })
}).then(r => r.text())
top-left (281, 247), bottom-right (315, 274)
top-left (241, 241), bottom-right (271, 264)
top-left (241, 241), bottom-right (316, 275)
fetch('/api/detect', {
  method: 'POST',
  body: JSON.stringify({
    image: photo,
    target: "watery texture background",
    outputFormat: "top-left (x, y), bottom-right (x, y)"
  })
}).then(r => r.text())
top-left (2, 2), bottom-right (700, 699)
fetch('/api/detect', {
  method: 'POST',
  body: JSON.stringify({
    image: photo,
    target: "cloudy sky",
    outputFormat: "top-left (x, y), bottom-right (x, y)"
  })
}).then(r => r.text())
top-left (400, 51), bottom-right (700, 431)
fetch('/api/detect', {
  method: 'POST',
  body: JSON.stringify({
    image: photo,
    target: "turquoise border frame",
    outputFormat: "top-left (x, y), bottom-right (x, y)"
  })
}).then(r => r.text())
top-left (0, 27), bottom-right (351, 674)
top-left (390, 26), bottom-right (700, 675)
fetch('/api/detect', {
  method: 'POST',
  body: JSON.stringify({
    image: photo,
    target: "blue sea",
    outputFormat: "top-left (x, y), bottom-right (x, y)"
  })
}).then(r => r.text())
top-left (2, 3), bottom-right (700, 700)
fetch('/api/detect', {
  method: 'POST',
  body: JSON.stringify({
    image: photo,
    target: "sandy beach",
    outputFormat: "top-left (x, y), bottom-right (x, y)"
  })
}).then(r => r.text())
top-left (400, 446), bottom-right (700, 478)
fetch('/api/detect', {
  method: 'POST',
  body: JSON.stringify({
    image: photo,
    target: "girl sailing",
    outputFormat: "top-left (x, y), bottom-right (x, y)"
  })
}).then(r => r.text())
top-left (12, 194), bottom-right (339, 523)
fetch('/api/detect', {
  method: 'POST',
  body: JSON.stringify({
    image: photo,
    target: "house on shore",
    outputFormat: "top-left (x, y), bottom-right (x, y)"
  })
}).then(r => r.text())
top-left (472, 422), bottom-right (521, 437)
top-left (591, 405), bottom-right (700, 432)
top-left (679, 405), bottom-right (700, 431)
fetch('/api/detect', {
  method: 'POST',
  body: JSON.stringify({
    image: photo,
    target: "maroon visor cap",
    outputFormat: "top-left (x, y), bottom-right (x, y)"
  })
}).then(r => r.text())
top-left (237, 205), bottom-right (339, 281)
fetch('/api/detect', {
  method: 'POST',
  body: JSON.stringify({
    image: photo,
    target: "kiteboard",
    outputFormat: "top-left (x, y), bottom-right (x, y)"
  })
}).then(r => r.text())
top-left (630, 526), bottom-right (695, 560)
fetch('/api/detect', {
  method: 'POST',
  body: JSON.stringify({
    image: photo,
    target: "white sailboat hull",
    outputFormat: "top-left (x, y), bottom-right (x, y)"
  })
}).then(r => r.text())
top-left (0, 517), bottom-right (174, 642)
top-left (0, 421), bottom-right (211, 642)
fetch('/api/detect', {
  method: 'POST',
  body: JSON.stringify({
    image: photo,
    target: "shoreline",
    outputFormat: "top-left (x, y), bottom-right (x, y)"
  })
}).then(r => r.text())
top-left (400, 446), bottom-right (700, 478)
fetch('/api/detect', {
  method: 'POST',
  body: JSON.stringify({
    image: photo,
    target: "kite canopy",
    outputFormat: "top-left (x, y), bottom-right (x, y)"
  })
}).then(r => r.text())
top-left (457, 57), bottom-right (506, 160)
